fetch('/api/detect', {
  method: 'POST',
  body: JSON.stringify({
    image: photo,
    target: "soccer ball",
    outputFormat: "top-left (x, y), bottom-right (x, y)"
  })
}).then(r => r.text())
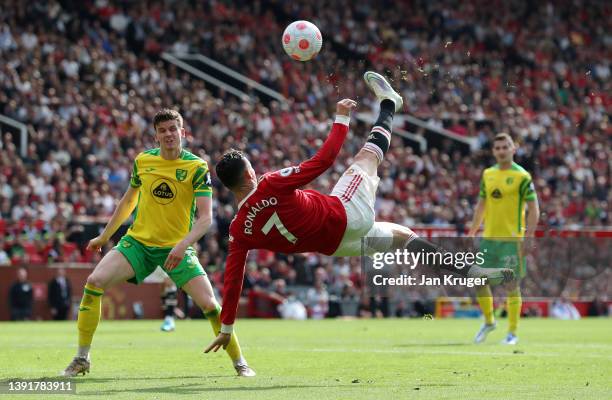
top-left (282, 20), bottom-right (323, 61)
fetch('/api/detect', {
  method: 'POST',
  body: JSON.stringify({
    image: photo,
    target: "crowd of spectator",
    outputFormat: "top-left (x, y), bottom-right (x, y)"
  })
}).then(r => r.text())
top-left (0, 1), bottom-right (609, 310)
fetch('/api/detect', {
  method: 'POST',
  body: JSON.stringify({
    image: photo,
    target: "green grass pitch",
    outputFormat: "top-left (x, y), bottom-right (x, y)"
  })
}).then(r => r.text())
top-left (1, 318), bottom-right (610, 399)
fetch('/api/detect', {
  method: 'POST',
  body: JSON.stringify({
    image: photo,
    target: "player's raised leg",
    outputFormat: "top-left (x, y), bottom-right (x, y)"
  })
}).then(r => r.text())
top-left (353, 71), bottom-right (403, 177)
top-left (182, 276), bottom-right (256, 377)
top-left (63, 250), bottom-right (135, 377)
top-left (330, 73), bottom-right (402, 256)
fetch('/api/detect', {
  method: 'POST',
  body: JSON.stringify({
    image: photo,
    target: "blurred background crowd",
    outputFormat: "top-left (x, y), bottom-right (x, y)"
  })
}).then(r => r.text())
top-left (0, 1), bottom-right (609, 317)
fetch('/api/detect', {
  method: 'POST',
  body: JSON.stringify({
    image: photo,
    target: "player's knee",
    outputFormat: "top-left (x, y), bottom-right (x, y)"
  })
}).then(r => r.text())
top-left (476, 285), bottom-right (491, 295)
top-left (353, 151), bottom-right (378, 176)
top-left (196, 296), bottom-right (218, 312)
top-left (508, 286), bottom-right (521, 297)
top-left (392, 229), bottom-right (414, 244)
top-left (386, 224), bottom-right (417, 250)
top-left (86, 273), bottom-right (107, 290)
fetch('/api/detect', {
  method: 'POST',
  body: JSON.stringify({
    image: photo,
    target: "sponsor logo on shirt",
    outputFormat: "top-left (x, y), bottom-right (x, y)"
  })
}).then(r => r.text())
top-left (151, 178), bottom-right (177, 205)
top-left (491, 188), bottom-right (503, 199)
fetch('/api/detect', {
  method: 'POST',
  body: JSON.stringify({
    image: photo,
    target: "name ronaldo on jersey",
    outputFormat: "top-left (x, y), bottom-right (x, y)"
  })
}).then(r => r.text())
top-left (243, 196), bottom-right (278, 235)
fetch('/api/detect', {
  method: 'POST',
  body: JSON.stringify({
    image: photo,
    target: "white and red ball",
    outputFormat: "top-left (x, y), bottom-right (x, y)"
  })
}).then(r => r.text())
top-left (282, 20), bottom-right (322, 61)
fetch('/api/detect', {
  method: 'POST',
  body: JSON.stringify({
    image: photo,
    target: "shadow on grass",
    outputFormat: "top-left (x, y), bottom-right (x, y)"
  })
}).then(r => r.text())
top-left (76, 382), bottom-right (345, 396)
top-left (68, 375), bottom-right (228, 383)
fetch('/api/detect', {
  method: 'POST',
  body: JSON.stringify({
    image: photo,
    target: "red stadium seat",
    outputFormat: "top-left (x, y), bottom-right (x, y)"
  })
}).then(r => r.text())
top-left (22, 241), bottom-right (45, 265)
top-left (61, 242), bottom-right (80, 261)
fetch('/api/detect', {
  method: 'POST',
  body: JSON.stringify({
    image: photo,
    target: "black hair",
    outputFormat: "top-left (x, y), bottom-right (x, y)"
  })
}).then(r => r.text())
top-left (216, 149), bottom-right (248, 189)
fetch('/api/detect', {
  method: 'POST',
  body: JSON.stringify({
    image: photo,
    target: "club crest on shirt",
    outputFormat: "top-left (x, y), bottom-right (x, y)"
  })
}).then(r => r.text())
top-left (176, 169), bottom-right (188, 181)
top-left (506, 177), bottom-right (514, 185)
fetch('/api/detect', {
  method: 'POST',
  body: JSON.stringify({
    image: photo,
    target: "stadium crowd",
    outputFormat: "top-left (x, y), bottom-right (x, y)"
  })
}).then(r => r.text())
top-left (0, 1), bottom-right (609, 311)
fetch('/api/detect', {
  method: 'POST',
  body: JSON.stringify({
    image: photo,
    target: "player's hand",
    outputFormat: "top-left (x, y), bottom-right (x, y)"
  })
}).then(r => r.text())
top-left (86, 235), bottom-right (109, 252)
top-left (164, 242), bottom-right (187, 271)
top-left (521, 235), bottom-right (536, 256)
top-left (336, 98), bottom-right (357, 117)
top-left (204, 333), bottom-right (231, 353)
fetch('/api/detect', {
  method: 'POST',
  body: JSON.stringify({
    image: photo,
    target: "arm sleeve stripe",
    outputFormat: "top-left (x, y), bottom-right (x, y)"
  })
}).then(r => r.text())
top-left (478, 173), bottom-right (486, 198)
top-left (192, 166), bottom-right (207, 186)
top-left (519, 177), bottom-right (530, 197)
top-left (519, 176), bottom-right (536, 200)
top-left (130, 159), bottom-right (141, 188)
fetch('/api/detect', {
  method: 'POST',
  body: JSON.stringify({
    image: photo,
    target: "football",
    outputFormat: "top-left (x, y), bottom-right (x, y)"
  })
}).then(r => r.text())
top-left (282, 20), bottom-right (323, 61)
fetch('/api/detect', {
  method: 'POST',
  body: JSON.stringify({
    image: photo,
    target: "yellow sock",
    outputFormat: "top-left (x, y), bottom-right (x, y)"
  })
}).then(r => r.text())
top-left (77, 283), bottom-right (104, 355)
top-left (204, 305), bottom-right (244, 364)
top-left (476, 285), bottom-right (495, 325)
top-left (507, 288), bottom-right (522, 335)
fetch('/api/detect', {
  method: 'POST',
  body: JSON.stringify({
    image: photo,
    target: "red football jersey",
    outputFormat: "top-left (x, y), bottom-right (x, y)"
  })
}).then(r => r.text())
top-left (221, 121), bottom-right (350, 328)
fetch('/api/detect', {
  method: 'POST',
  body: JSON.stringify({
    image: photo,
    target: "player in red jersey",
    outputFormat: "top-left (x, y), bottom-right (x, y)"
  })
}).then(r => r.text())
top-left (205, 71), bottom-right (514, 352)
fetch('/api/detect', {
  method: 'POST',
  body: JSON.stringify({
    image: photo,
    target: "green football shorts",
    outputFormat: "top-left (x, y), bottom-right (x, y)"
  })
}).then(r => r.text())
top-left (114, 235), bottom-right (205, 288)
top-left (479, 238), bottom-right (526, 279)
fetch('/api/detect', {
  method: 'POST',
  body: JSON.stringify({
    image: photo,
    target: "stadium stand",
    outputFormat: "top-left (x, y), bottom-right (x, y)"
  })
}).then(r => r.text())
top-left (0, 0), bottom-right (609, 315)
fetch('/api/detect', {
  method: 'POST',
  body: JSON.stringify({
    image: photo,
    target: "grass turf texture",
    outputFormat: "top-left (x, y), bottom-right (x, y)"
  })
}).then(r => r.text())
top-left (0, 318), bottom-right (610, 399)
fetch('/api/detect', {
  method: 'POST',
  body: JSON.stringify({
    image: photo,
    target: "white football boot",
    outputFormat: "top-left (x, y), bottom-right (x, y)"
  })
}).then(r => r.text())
top-left (363, 71), bottom-right (404, 112)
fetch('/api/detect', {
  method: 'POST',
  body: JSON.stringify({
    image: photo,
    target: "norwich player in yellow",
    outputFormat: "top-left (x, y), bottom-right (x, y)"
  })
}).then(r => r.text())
top-left (468, 133), bottom-right (540, 345)
top-left (62, 109), bottom-right (255, 377)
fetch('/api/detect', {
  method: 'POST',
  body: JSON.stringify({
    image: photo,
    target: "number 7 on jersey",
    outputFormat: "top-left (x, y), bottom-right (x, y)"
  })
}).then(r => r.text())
top-left (261, 212), bottom-right (298, 244)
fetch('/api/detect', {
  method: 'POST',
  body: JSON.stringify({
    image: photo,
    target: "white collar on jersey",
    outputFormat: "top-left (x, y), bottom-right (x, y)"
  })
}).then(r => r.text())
top-left (237, 186), bottom-right (258, 210)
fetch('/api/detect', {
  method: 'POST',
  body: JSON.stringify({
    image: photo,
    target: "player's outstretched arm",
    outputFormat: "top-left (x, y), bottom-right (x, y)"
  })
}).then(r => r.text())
top-left (306, 98), bottom-right (356, 168)
top-left (164, 196), bottom-right (213, 270)
top-left (87, 186), bottom-right (139, 252)
top-left (266, 99), bottom-right (357, 190)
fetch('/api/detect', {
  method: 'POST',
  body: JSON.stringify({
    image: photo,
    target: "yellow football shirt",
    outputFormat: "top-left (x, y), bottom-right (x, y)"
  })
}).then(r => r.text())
top-left (479, 162), bottom-right (537, 239)
top-left (126, 148), bottom-right (212, 247)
